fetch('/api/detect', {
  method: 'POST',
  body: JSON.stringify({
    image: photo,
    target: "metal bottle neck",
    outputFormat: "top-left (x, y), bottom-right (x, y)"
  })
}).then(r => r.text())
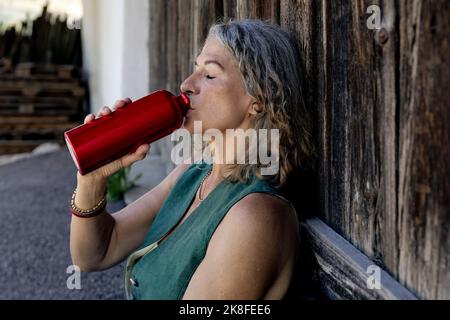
top-left (176, 93), bottom-right (191, 114)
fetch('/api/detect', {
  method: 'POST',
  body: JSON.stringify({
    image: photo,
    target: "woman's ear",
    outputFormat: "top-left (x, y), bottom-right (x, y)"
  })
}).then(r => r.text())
top-left (248, 102), bottom-right (263, 115)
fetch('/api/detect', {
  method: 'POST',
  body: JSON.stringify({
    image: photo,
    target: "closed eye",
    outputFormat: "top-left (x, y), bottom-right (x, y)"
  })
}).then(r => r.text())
top-left (205, 75), bottom-right (216, 80)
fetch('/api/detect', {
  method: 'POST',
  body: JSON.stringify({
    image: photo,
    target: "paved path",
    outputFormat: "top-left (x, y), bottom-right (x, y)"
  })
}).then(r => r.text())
top-left (0, 149), bottom-right (127, 299)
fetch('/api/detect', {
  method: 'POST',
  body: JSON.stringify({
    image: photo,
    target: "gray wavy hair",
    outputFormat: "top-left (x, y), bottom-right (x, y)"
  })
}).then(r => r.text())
top-left (207, 19), bottom-right (315, 188)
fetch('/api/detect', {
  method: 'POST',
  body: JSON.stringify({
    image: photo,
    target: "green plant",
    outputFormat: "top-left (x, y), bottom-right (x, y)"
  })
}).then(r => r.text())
top-left (107, 167), bottom-right (142, 201)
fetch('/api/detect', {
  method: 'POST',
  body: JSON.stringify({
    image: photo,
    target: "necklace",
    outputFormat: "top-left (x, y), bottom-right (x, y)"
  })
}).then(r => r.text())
top-left (198, 167), bottom-right (212, 201)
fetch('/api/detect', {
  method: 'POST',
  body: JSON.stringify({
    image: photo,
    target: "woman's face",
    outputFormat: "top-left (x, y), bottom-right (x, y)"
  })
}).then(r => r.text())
top-left (180, 37), bottom-right (257, 133)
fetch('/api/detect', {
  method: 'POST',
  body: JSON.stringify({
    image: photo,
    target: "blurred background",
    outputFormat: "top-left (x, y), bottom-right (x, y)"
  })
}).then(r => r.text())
top-left (0, 0), bottom-right (153, 299)
top-left (0, 0), bottom-right (84, 155)
top-left (0, 0), bottom-right (165, 200)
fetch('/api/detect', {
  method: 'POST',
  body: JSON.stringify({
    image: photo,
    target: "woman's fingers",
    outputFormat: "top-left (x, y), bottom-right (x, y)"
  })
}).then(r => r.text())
top-left (120, 144), bottom-right (150, 168)
top-left (113, 99), bottom-right (126, 109)
top-left (85, 98), bottom-right (132, 123)
top-left (113, 97), bottom-right (132, 110)
top-left (96, 106), bottom-right (112, 118)
top-left (84, 113), bottom-right (95, 124)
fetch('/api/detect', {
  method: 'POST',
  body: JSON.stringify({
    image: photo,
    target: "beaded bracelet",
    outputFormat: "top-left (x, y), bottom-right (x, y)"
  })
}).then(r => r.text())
top-left (70, 188), bottom-right (107, 218)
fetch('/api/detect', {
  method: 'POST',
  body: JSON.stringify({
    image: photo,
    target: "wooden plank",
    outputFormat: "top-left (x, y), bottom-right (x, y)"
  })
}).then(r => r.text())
top-left (14, 63), bottom-right (36, 77)
top-left (0, 73), bottom-right (81, 82)
top-left (190, 0), bottom-right (201, 60)
top-left (235, 0), bottom-right (279, 21)
top-left (166, 0), bottom-right (179, 93)
top-left (236, 0), bottom-right (256, 19)
top-left (258, 0), bottom-right (280, 23)
top-left (177, 0), bottom-right (193, 86)
top-left (0, 80), bottom-right (85, 97)
top-left (14, 63), bottom-right (79, 79)
top-left (0, 96), bottom-right (79, 115)
top-left (0, 115), bottom-right (70, 124)
top-left (281, 0), bottom-right (411, 296)
top-left (0, 131), bottom-right (70, 141)
top-left (222, 0), bottom-right (237, 20)
top-left (0, 140), bottom-right (61, 155)
top-left (322, 0), bottom-right (397, 269)
top-left (190, 0), bottom-right (222, 60)
top-left (397, 0), bottom-right (450, 299)
top-left (0, 122), bottom-right (79, 134)
top-left (149, 0), bottom-right (168, 91)
top-left (302, 217), bottom-right (418, 300)
top-left (57, 65), bottom-right (77, 79)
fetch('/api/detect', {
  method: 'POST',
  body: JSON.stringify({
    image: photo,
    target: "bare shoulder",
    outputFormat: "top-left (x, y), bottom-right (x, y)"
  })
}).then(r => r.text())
top-left (219, 192), bottom-right (299, 258)
top-left (231, 192), bottom-right (297, 221)
top-left (183, 192), bottom-right (299, 299)
top-left (216, 192), bottom-right (299, 250)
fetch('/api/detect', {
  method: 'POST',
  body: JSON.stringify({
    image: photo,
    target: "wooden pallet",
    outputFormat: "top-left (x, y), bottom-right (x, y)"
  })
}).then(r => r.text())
top-left (0, 116), bottom-right (79, 155)
top-left (0, 63), bottom-right (86, 155)
top-left (13, 63), bottom-right (79, 79)
top-left (0, 122), bottom-right (79, 140)
top-left (0, 140), bottom-right (66, 155)
top-left (0, 115), bottom-right (70, 124)
top-left (0, 79), bottom-right (85, 98)
top-left (0, 72), bottom-right (82, 82)
top-left (0, 96), bottom-right (80, 115)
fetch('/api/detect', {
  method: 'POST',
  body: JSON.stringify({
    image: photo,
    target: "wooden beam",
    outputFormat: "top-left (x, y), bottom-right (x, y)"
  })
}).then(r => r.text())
top-left (302, 217), bottom-right (418, 300)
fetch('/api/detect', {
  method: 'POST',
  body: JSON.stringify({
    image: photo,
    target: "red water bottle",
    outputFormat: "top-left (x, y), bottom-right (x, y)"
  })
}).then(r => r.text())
top-left (64, 90), bottom-right (190, 175)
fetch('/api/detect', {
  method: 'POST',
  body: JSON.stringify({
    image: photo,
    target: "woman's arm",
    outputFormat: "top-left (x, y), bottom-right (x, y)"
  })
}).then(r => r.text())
top-left (182, 193), bottom-right (299, 299)
top-left (70, 163), bottom-right (189, 272)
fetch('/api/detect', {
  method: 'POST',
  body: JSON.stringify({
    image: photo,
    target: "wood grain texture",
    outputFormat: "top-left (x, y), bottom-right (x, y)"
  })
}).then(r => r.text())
top-left (397, 0), bottom-right (450, 299)
top-left (281, 0), bottom-right (449, 299)
top-left (177, 0), bottom-right (193, 86)
top-left (302, 217), bottom-right (417, 300)
top-left (149, 0), bottom-right (167, 92)
top-left (223, 0), bottom-right (237, 20)
top-left (236, 0), bottom-right (280, 22)
top-left (166, 0), bottom-right (179, 93)
top-left (190, 0), bottom-right (222, 61)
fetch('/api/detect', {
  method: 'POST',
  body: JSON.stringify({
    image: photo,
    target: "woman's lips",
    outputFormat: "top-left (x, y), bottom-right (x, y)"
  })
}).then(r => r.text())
top-left (186, 108), bottom-right (195, 117)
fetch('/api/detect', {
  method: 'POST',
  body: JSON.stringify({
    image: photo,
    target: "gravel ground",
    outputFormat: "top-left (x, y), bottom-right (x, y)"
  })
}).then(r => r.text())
top-left (0, 149), bottom-right (127, 299)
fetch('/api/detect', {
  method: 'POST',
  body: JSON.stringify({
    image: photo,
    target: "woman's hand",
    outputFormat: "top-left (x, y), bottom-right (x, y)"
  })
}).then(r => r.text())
top-left (77, 98), bottom-right (151, 184)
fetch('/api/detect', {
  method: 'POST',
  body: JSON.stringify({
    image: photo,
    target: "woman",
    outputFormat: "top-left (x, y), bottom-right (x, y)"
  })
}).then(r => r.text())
top-left (70, 19), bottom-right (314, 300)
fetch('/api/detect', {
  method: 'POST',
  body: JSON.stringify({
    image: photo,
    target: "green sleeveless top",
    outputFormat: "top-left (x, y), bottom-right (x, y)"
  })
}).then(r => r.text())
top-left (124, 162), bottom-right (287, 300)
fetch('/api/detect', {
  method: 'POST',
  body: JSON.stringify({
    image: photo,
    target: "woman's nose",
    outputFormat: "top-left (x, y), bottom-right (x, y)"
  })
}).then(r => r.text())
top-left (180, 74), bottom-right (199, 96)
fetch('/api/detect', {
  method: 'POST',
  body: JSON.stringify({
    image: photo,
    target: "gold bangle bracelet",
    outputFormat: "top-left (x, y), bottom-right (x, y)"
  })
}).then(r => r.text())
top-left (71, 188), bottom-right (107, 215)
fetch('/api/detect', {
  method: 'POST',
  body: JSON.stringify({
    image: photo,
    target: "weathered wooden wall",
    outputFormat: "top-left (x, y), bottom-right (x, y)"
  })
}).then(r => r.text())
top-left (149, 0), bottom-right (449, 299)
top-left (280, 0), bottom-right (449, 299)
